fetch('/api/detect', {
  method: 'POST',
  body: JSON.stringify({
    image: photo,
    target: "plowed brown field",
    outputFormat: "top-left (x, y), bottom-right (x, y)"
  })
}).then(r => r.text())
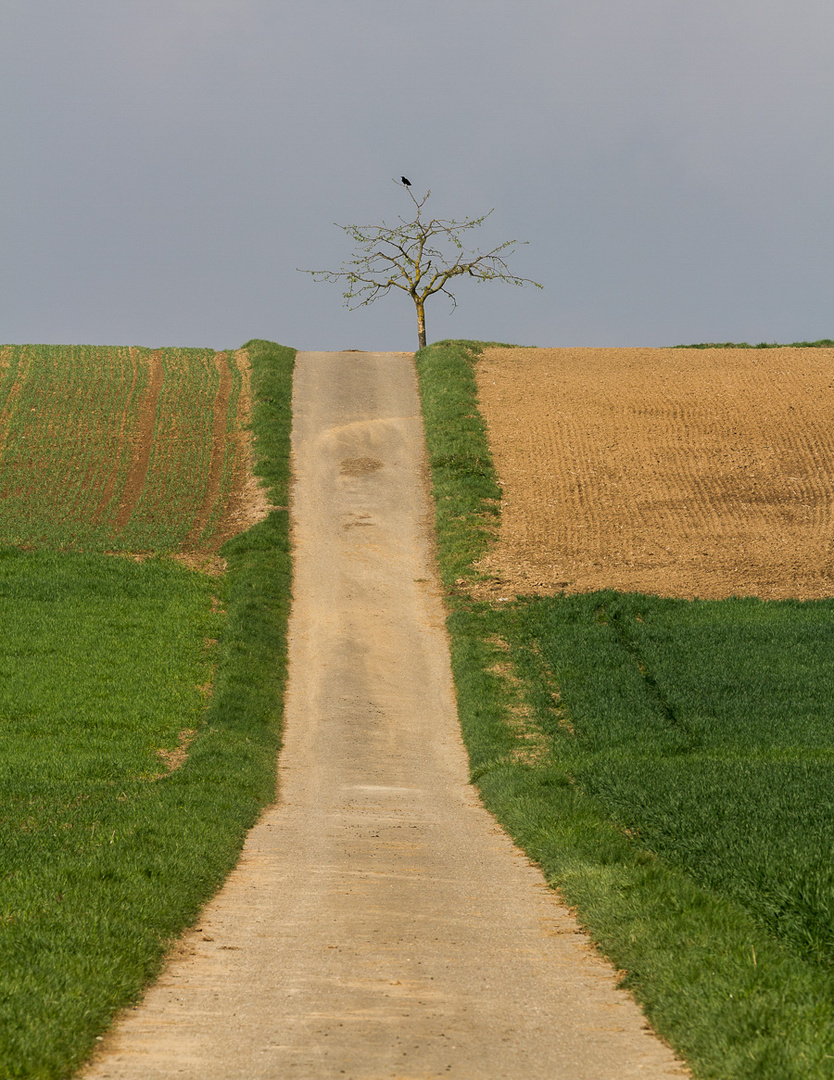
top-left (475, 347), bottom-right (834, 600)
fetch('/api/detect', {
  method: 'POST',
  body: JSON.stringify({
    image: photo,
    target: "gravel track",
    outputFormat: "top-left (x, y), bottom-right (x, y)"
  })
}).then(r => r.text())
top-left (83, 351), bottom-right (686, 1079)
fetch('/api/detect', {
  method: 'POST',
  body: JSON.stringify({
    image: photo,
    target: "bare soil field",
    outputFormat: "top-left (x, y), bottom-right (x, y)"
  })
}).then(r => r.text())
top-left (475, 347), bottom-right (834, 600)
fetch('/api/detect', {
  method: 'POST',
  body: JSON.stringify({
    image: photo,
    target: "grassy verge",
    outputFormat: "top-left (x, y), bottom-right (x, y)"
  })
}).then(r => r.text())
top-left (0, 340), bottom-right (295, 1079)
top-left (415, 340), bottom-right (834, 1079)
top-left (673, 339), bottom-right (834, 348)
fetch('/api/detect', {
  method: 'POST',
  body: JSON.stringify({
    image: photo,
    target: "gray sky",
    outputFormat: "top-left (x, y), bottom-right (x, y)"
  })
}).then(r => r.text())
top-left (2, 1), bottom-right (833, 350)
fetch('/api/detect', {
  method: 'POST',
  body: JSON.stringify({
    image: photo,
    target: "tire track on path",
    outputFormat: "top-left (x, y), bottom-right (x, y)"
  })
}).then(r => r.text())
top-left (83, 351), bottom-right (686, 1080)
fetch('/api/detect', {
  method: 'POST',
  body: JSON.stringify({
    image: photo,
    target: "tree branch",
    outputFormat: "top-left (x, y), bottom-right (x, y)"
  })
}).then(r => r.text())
top-left (298, 187), bottom-right (542, 346)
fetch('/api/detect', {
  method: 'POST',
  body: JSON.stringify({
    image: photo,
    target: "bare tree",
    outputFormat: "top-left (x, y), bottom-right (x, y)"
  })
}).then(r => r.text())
top-left (300, 182), bottom-right (542, 350)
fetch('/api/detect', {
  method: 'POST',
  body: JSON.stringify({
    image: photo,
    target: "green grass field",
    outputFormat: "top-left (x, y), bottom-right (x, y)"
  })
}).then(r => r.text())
top-left (0, 340), bottom-right (294, 1079)
top-left (519, 591), bottom-right (834, 965)
top-left (416, 340), bottom-right (834, 1079)
top-left (675, 339), bottom-right (834, 349)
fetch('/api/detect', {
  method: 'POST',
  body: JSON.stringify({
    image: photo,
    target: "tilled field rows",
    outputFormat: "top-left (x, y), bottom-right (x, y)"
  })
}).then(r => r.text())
top-left (0, 345), bottom-right (260, 555)
top-left (476, 347), bottom-right (834, 600)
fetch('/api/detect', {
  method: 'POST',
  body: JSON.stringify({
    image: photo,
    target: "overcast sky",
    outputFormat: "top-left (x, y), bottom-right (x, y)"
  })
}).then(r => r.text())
top-left (2, 1), bottom-right (833, 351)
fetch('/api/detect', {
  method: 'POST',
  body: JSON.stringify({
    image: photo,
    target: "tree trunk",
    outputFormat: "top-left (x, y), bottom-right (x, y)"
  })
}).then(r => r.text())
top-left (416, 300), bottom-right (427, 350)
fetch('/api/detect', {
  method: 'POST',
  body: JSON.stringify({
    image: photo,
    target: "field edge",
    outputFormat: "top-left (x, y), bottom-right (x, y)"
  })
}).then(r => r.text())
top-left (70, 340), bottom-right (297, 1078)
top-left (414, 339), bottom-right (834, 1080)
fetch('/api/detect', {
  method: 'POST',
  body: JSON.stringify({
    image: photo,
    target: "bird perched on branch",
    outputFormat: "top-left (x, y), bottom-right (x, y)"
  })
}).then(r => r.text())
top-left (401, 176), bottom-right (411, 187)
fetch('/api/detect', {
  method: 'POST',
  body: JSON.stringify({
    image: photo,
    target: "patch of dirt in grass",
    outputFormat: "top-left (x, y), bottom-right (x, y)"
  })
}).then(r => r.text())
top-left (475, 347), bottom-right (834, 600)
top-left (201, 348), bottom-right (275, 551)
top-left (151, 729), bottom-right (197, 779)
top-left (181, 351), bottom-right (236, 549)
top-left (488, 642), bottom-right (551, 767)
top-left (171, 552), bottom-right (227, 575)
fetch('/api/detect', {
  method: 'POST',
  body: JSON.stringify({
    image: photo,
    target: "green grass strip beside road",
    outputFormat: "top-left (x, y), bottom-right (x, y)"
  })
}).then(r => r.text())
top-left (0, 340), bottom-right (294, 1080)
top-left (415, 340), bottom-right (834, 1080)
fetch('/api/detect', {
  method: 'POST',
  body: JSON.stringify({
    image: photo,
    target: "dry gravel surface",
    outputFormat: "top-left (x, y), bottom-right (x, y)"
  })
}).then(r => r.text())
top-left (83, 351), bottom-right (687, 1080)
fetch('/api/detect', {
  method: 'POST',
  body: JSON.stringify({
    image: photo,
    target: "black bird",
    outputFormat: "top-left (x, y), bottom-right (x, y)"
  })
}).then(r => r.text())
top-left (401, 176), bottom-right (411, 187)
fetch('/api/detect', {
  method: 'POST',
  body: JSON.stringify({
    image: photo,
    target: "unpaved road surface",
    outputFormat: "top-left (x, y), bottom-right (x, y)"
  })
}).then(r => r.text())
top-left (84, 352), bottom-right (686, 1079)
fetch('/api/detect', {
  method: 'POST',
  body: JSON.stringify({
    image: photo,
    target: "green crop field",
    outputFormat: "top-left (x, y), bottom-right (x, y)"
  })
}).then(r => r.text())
top-left (0, 344), bottom-right (247, 553)
top-left (484, 594), bottom-right (834, 1078)
top-left (417, 341), bottom-right (834, 1079)
top-left (0, 340), bottom-right (294, 1079)
top-left (518, 591), bottom-right (834, 965)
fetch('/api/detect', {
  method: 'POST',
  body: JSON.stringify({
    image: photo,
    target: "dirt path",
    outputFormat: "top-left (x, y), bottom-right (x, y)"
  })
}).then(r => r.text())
top-left (83, 352), bottom-right (686, 1079)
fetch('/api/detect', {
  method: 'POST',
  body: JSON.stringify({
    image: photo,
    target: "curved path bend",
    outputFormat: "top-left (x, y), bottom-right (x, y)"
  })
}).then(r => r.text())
top-left (85, 351), bottom-right (687, 1079)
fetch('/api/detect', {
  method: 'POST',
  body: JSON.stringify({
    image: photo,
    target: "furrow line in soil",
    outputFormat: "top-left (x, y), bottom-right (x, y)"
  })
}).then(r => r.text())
top-left (204, 349), bottom-right (274, 550)
top-left (114, 349), bottom-right (164, 534)
top-left (0, 346), bottom-right (28, 475)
